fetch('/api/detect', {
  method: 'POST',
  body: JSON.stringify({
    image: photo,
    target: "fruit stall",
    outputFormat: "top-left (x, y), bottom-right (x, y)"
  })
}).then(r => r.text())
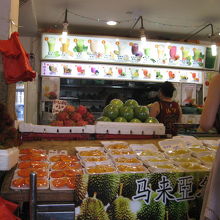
top-left (39, 33), bottom-right (217, 125)
top-left (1, 136), bottom-right (216, 220)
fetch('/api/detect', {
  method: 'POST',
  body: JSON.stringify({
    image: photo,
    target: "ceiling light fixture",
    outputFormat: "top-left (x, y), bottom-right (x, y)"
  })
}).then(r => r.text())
top-left (184, 23), bottom-right (217, 57)
top-left (62, 9), bottom-right (69, 43)
top-left (106, 20), bottom-right (117, 26)
top-left (132, 16), bottom-right (147, 42)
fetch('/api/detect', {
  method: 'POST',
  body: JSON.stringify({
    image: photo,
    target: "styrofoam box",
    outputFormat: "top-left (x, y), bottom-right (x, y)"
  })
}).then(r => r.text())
top-left (19, 122), bottom-right (33, 132)
top-left (95, 122), bottom-right (165, 135)
top-left (0, 147), bottom-right (19, 170)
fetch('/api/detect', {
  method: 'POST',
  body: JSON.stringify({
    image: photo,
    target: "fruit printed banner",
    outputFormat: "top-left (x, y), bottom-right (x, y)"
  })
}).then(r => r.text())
top-left (74, 172), bottom-right (209, 220)
top-left (41, 61), bottom-right (203, 84)
top-left (41, 34), bottom-right (209, 69)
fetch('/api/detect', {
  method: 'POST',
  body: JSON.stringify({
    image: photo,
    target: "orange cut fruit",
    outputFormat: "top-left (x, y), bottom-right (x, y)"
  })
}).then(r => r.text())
top-left (60, 155), bottom-right (72, 162)
top-left (66, 177), bottom-right (75, 189)
top-left (19, 154), bottom-right (31, 161)
top-left (18, 161), bottom-right (31, 169)
top-left (52, 161), bottom-right (67, 170)
top-left (52, 178), bottom-right (67, 188)
top-left (31, 154), bottom-right (47, 161)
top-left (64, 170), bottom-right (77, 177)
top-left (50, 171), bottom-right (65, 178)
top-left (17, 169), bottom-right (30, 177)
top-left (50, 155), bottom-right (61, 162)
top-left (12, 178), bottom-right (26, 187)
top-left (31, 161), bottom-right (48, 169)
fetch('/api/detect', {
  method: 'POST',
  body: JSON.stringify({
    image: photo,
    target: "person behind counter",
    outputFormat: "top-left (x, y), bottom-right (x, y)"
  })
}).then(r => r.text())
top-left (149, 81), bottom-right (181, 134)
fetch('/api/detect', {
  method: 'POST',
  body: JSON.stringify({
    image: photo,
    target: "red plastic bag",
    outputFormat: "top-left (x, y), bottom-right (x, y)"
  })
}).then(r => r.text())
top-left (0, 197), bottom-right (20, 220)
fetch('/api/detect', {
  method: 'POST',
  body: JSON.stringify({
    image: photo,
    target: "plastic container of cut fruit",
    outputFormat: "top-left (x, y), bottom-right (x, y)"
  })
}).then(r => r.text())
top-left (84, 162), bottom-right (117, 174)
top-left (19, 153), bottom-right (48, 162)
top-left (198, 153), bottom-right (215, 167)
top-left (17, 161), bottom-right (49, 169)
top-left (104, 143), bottom-right (130, 152)
top-left (136, 149), bottom-right (164, 158)
top-left (129, 144), bottom-right (159, 152)
top-left (148, 163), bottom-right (183, 173)
top-left (76, 147), bottom-right (106, 158)
top-left (50, 177), bottom-right (76, 190)
top-left (49, 154), bottom-right (79, 163)
top-left (108, 149), bottom-right (136, 157)
top-left (177, 162), bottom-right (210, 172)
top-left (142, 157), bottom-right (171, 167)
top-left (111, 155), bottom-right (143, 165)
top-left (172, 135), bottom-right (202, 147)
top-left (15, 168), bottom-right (49, 178)
top-left (75, 146), bottom-right (104, 153)
top-left (100, 141), bottom-right (128, 147)
top-left (19, 148), bottom-right (47, 155)
top-left (164, 148), bottom-right (191, 159)
top-left (50, 161), bottom-right (82, 171)
top-left (172, 156), bottom-right (201, 166)
top-left (11, 177), bottom-right (49, 190)
top-left (158, 139), bottom-right (185, 152)
top-left (50, 169), bottom-right (83, 179)
top-left (80, 155), bottom-right (110, 163)
top-left (116, 164), bottom-right (149, 173)
top-left (188, 146), bottom-right (211, 157)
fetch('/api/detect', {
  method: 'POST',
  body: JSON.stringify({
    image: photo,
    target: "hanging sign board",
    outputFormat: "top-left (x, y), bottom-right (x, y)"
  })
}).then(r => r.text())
top-left (41, 33), bottom-right (209, 69)
top-left (41, 61), bottom-right (203, 84)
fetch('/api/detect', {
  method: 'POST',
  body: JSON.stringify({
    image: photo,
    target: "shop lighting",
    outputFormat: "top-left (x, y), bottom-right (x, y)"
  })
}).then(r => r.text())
top-left (106, 20), bottom-right (118, 26)
top-left (184, 23), bottom-right (217, 57)
top-left (132, 16), bottom-right (147, 42)
top-left (62, 9), bottom-right (69, 43)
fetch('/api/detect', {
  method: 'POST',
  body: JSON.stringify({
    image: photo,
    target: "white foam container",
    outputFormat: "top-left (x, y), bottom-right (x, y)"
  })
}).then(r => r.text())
top-left (95, 122), bottom-right (165, 135)
top-left (0, 147), bottom-right (19, 170)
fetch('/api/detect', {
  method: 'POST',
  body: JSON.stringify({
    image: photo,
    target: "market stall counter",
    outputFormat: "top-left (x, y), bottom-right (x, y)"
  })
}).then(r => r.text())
top-left (1, 137), bottom-right (216, 219)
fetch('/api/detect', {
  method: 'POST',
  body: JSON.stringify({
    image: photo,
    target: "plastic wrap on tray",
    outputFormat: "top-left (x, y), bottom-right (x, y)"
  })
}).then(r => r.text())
top-left (116, 164), bottom-right (148, 173)
top-left (50, 177), bottom-right (76, 190)
top-left (177, 162), bottom-right (210, 172)
top-left (148, 163), bottom-right (183, 173)
top-left (129, 144), bottom-right (159, 152)
top-left (202, 140), bottom-right (219, 151)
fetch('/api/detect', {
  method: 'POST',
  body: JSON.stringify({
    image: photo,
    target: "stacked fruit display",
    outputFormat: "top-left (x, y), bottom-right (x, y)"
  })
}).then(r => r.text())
top-left (97, 99), bottom-right (159, 123)
top-left (50, 105), bottom-right (95, 126)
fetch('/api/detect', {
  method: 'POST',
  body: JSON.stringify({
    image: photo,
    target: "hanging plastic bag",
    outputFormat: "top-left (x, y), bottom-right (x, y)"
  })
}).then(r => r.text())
top-left (0, 197), bottom-right (20, 220)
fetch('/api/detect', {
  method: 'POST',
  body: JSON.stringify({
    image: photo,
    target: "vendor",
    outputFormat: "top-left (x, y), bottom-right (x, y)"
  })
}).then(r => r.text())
top-left (149, 81), bottom-right (182, 134)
